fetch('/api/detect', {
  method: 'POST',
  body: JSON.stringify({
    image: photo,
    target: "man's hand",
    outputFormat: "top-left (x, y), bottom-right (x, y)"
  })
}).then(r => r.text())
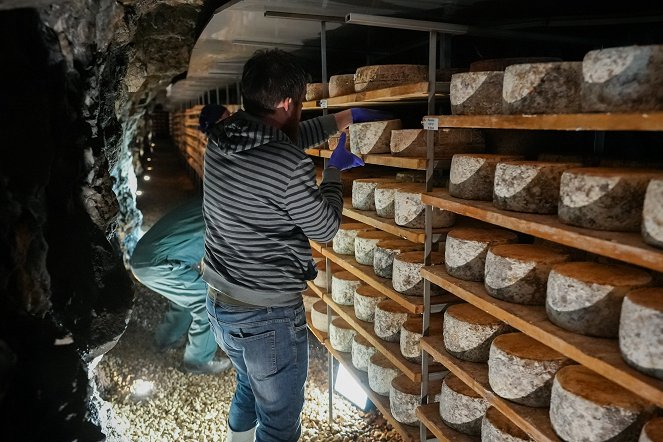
top-left (327, 133), bottom-right (364, 171)
top-left (350, 108), bottom-right (395, 124)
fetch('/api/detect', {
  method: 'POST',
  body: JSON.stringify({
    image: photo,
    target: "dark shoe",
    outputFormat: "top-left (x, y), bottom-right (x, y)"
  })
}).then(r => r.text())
top-left (153, 335), bottom-right (186, 353)
top-left (182, 357), bottom-right (232, 375)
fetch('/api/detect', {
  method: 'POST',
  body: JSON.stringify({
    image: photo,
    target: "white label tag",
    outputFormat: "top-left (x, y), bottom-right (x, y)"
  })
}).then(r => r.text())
top-left (319, 99), bottom-right (328, 109)
top-left (422, 117), bottom-right (439, 130)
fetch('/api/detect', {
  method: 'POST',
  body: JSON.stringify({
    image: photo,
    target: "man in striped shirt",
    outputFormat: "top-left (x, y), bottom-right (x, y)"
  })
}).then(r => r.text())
top-left (203, 49), bottom-right (388, 442)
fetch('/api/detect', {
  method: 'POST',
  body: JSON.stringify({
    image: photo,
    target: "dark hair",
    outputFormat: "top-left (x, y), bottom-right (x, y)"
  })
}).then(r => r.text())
top-left (198, 104), bottom-right (228, 134)
top-left (241, 49), bottom-right (311, 116)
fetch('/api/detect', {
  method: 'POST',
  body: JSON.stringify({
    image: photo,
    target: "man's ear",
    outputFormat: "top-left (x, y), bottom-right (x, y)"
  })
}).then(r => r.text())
top-left (275, 97), bottom-right (293, 112)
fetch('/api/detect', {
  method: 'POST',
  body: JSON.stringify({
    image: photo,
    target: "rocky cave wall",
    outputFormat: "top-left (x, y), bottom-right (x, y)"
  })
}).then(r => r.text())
top-left (0, 1), bottom-right (215, 439)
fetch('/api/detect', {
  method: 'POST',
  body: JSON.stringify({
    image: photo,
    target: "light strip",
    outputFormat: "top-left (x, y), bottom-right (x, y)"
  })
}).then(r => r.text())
top-left (345, 13), bottom-right (469, 34)
top-left (264, 10), bottom-right (346, 24)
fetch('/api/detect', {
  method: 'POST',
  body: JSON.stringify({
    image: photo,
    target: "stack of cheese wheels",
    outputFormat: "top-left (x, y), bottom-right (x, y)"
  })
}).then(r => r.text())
top-left (331, 271), bottom-right (362, 306)
top-left (546, 262), bottom-right (652, 337)
top-left (332, 222), bottom-right (374, 255)
top-left (558, 168), bottom-right (663, 232)
top-left (394, 185), bottom-right (456, 228)
top-left (390, 374), bottom-right (444, 426)
top-left (349, 119), bottom-right (402, 155)
top-left (328, 74), bottom-right (355, 97)
top-left (392, 251), bottom-right (445, 296)
top-left (640, 418), bottom-right (663, 442)
top-left (400, 314), bottom-right (443, 362)
top-left (502, 62), bottom-right (583, 114)
top-left (450, 71), bottom-right (505, 115)
top-left (439, 374), bottom-right (489, 435)
top-left (493, 161), bottom-right (582, 214)
top-left (302, 287), bottom-right (318, 313)
top-left (620, 288), bottom-right (663, 379)
top-left (355, 230), bottom-right (398, 266)
top-left (482, 407), bottom-right (532, 442)
top-left (327, 128), bottom-right (349, 150)
top-left (353, 285), bottom-right (387, 322)
top-left (305, 83), bottom-right (324, 101)
top-left (581, 45), bottom-right (663, 112)
top-left (643, 178), bottom-right (663, 248)
top-left (485, 244), bottom-right (570, 305)
top-left (313, 260), bottom-right (341, 289)
top-left (550, 365), bottom-right (655, 442)
top-left (469, 57), bottom-right (560, 72)
top-left (368, 353), bottom-right (401, 396)
top-left (445, 228), bottom-right (519, 281)
top-left (352, 177), bottom-right (397, 211)
top-left (329, 318), bottom-right (357, 352)
top-left (374, 183), bottom-right (405, 218)
top-left (373, 239), bottom-right (424, 279)
top-left (374, 299), bottom-right (412, 342)
top-left (354, 64), bottom-right (428, 92)
top-left (449, 153), bottom-right (523, 201)
top-left (311, 300), bottom-right (339, 332)
top-left (489, 333), bottom-right (571, 407)
top-left (351, 335), bottom-right (376, 372)
top-left (389, 128), bottom-right (485, 158)
top-left (443, 303), bottom-right (512, 363)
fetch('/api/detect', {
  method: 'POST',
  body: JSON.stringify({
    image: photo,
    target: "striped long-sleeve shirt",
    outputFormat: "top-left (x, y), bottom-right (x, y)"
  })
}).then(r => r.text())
top-left (202, 110), bottom-right (343, 307)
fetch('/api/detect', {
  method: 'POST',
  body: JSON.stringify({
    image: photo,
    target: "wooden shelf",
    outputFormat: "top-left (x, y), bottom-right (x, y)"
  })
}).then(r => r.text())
top-left (320, 247), bottom-right (459, 314)
top-left (422, 190), bottom-right (663, 273)
top-left (310, 148), bottom-right (451, 171)
top-left (421, 336), bottom-right (559, 442)
top-left (309, 240), bottom-right (324, 254)
top-left (342, 198), bottom-right (452, 244)
top-left (306, 281), bottom-right (325, 299)
top-left (303, 81), bottom-right (450, 110)
top-left (427, 112), bottom-right (663, 131)
top-left (416, 403), bottom-right (480, 442)
top-left (421, 266), bottom-right (663, 407)
top-left (306, 312), bottom-right (328, 344)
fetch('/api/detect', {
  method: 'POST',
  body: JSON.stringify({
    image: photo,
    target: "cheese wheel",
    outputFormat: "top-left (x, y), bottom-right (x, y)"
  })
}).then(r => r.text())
top-left (311, 300), bottom-right (338, 332)
top-left (489, 333), bottom-right (571, 407)
top-left (439, 374), bottom-right (489, 436)
top-left (451, 71), bottom-right (505, 115)
top-left (640, 418), bottom-right (663, 442)
top-left (354, 230), bottom-right (398, 266)
top-left (482, 406), bottom-right (532, 442)
top-left (390, 374), bottom-right (444, 426)
top-left (445, 228), bottom-right (519, 281)
top-left (327, 128), bottom-right (349, 151)
top-left (444, 303), bottom-right (512, 363)
top-left (374, 299), bottom-right (412, 342)
top-left (581, 45), bottom-right (663, 112)
top-left (550, 365), bottom-right (656, 442)
top-left (558, 168), bottom-right (663, 232)
top-left (546, 262), bottom-right (652, 338)
top-left (470, 57), bottom-right (561, 72)
top-left (485, 244), bottom-right (570, 305)
top-left (493, 161), bottom-right (582, 214)
top-left (302, 287), bottom-right (318, 313)
top-left (374, 183), bottom-right (405, 219)
top-left (389, 128), bottom-right (485, 158)
top-left (313, 260), bottom-right (341, 289)
top-left (351, 334), bottom-right (376, 372)
top-left (328, 74), bottom-right (355, 98)
top-left (643, 179), bottom-right (663, 248)
top-left (394, 186), bottom-right (456, 229)
top-left (373, 239), bottom-right (424, 279)
top-left (354, 64), bottom-right (428, 92)
top-left (449, 154), bottom-right (524, 201)
top-left (332, 222), bottom-right (375, 255)
top-left (503, 62), bottom-right (583, 114)
top-left (392, 251), bottom-right (445, 296)
top-left (352, 177), bottom-right (398, 211)
top-left (306, 83), bottom-right (324, 101)
top-left (349, 119), bottom-right (402, 155)
top-left (353, 285), bottom-right (387, 323)
top-left (620, 288), bottom-right (663, 379)
top-left (368, 352), bottom-right (401, 396)
top-left (400, 314), bottom-right (443, 362)
top-left (331, 271), bottom-right (361, 306)
top-left (329, 318), bottom-right (357, 352)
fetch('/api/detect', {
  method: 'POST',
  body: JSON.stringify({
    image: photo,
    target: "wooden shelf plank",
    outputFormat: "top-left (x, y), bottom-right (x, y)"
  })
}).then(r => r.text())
top-left (420, 336), bottom-right (559, 442)
top-left (321, 247), bottom-right (459, 314)
top-left (421, 266), bottom-right (663, 407)
top-left (416, 403), bottom-right (480, 442)
top-left (422, 190), bottom-right (663, 273)
top-left (313, 148), bottom-right (450, 170)
top-left (428, 112), bottom-right (663, 131)
top-left (306, 281), bottom-right (325, 299)
top-left (309, 240), bottom-right (324, 254)
top-left (306, 312), bottom-right (328, 344)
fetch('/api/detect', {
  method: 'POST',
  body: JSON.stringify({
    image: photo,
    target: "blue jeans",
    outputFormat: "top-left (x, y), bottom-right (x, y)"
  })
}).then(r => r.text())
top-left (206, 290), bottom-right (308, 442)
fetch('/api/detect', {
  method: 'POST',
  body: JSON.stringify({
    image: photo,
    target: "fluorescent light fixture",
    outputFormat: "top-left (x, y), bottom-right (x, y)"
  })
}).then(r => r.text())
top-left (143, 175), bottom-right (151, 181)
top-left (264, 10), bottom-right (345, 24)
top-left (333, 364), bottom-right (371, 411)
top-left (232, 39), bottom-right (304, 49)
top-left (345, 13), bottom-right (469, 34)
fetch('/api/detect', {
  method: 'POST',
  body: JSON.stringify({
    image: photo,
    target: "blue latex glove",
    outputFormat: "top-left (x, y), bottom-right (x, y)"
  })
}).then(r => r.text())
top-left (328, 133), bottom-right (364, 171)
top-left (350, 108), bottom-right (394, 123)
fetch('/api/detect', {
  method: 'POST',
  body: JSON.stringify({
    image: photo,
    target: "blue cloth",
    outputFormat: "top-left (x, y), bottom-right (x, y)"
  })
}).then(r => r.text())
top-left (207, 289), bottom-right (308, 442)
top-left (130, 198), bottom-right (218, 365)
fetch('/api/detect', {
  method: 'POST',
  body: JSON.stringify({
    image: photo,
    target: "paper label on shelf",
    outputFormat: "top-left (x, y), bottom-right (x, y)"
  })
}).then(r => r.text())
top-left (422, 117), bottom-right (439, 131)
top-left (319, 99), bottom-right (328, 109)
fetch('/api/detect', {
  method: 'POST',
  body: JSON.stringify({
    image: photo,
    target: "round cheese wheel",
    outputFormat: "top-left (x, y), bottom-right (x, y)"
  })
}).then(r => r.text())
top-left (313, 260), bottom-right (341, 290)
top-left (619, 288), bottom-right (663, 379)
top-left (311, 300), bottom-right (338, 332)
top-left (352, 178), bottom-right (398, 211)
top-left (349, 120), bottom-right (402, 155)
top-left (485, 244), bottom-right (570, 305)
top-left (353, 285), bottom-right (387, 323)
top-left (445, 228), bottom-right (519, 281)
top-left (392, 251), bottom-right (445, 296)
top-left (394, 186), bottom-right (456, 229)
top-left (306, 83), bottom-right (324, 101)
top-left (374, 182), bottom-right (405, 219)
top-left (368, 352), bottom-right (401, 396)
top-left (444, 303), bottom-right (512, 363)
top-left (640, 418), bottom-right (663, 442)
top-left (302, 287), bottom-right (318, 313)
top-left (546, 262), bottom-right (652, 338)
top-left (389, 128), bottom-right (485, 158)
top-left (449, 154), bottom-right (524, 201)
top-left (373, 239), bottom-right (424, 279)
top-left (331, 271), bottom-right (362, 306)
top-left (470, 57), bottom-right (560, 72)
top-left (439, 374), bottom-right (489, 436)
top-left (327, 128), bottom-right (350, 151)
top-left (451, 72), bottom-right (504, 115)
top-left (400, 314), bottom-right (444, 362)
top-left (329, 318), bottom-right (357, 353)
top-left (351, 334), bottom-right (376, 372)
top-left (354, 230), bottom-right (398, 266)
top-left (354, 64), bottom-right (428, 92)
top-left (328, 74), bottom-right (355, 98)
top-left (374, 299), bottom-right (412, 342)
top-left (643, 178), bottom-right (663, 248)
top-left (390, 374), bottom-right (444, 426)
top-left (482, 406), bottom-right (532, 442)
top-left (550, 365), bottom-right (656, 442)
top-left (332, 222), bottom-right (375, 255)
top-left (489, 333), bottom-right (571, 407)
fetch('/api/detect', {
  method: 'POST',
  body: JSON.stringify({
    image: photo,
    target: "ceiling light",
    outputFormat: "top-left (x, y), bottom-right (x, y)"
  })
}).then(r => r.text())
top-left (143, 175), bottom-right (151, 181)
